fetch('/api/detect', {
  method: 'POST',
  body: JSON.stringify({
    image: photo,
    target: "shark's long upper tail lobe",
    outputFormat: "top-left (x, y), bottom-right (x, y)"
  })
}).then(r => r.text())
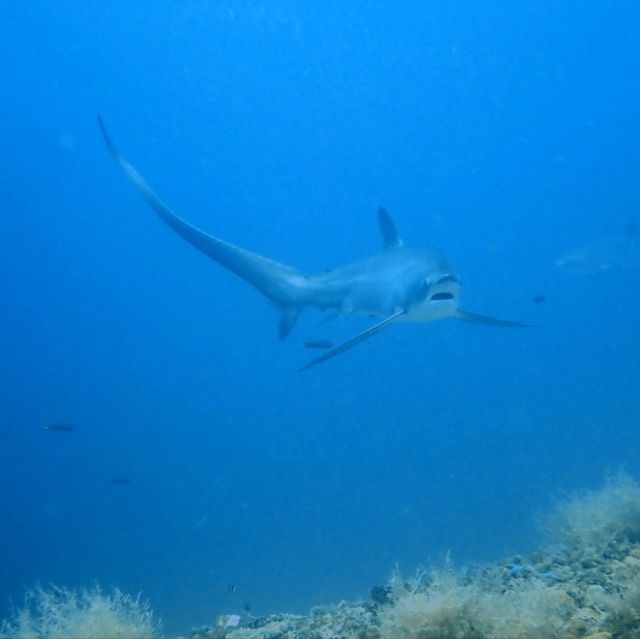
top-left (98, 116), bottom-right (307, 338)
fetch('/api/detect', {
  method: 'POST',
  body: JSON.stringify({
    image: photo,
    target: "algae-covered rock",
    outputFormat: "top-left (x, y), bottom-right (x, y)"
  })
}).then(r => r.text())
top-left (189, 475), bottom-right (640, 639)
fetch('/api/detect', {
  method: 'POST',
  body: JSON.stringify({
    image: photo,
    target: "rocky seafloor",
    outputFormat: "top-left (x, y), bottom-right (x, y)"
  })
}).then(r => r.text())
top-left (188, 475), bottom-right (640, 639)
top-left (2, 475), bottom-right (639, 639)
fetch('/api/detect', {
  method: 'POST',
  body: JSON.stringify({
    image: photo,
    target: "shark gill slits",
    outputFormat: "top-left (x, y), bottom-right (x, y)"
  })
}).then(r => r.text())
top-left (430, 292), bottom-right (455, 301)
top-left (436, 275), bottom-right (459, 285)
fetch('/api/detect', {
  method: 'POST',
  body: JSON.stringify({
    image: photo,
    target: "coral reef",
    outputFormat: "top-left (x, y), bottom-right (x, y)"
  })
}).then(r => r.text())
top-left (0, 585), bottom-right (161, 639)
top-left (188, 474), bottom-right (640, 639)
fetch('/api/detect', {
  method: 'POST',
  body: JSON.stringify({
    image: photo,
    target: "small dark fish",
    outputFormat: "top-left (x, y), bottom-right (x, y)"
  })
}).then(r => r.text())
top-left (243, 603), bottom-right (251, 614)
top-left (111, 477), bottom-right (131, 485)
top-left (532, 295), bottom-right (545, 304)
top-left (43, 423), bottom-right (75, 433)
top-left (304, 339), bottom-right (334, 349)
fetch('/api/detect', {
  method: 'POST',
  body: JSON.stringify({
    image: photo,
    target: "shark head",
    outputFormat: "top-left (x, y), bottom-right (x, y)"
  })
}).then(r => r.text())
top-left (403, 270), bottom-right (461, 321)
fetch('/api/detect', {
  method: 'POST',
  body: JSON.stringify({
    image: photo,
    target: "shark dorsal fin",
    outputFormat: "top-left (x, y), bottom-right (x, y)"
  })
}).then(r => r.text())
top-left (377, 207), bottom-right (403, 249)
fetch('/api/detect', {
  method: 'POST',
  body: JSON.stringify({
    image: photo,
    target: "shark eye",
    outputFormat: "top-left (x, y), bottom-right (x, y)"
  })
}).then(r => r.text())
top-left (430, 292), bottom-right (455, 301)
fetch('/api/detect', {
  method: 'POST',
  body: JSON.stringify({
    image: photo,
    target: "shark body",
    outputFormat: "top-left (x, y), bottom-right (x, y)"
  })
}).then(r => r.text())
top-left (99, 117), bottom-right (528, 370)
top-left (556, 220), bottom-right (640, 276)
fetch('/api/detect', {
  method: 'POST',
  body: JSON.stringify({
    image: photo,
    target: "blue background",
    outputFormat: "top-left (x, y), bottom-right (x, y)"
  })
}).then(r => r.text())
top-left (1, 1), bottom-right (639, 634)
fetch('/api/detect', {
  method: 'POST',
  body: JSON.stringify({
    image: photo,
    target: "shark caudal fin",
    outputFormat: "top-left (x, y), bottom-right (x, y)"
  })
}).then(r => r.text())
top-left (98, 116), bottom-right (307, 338)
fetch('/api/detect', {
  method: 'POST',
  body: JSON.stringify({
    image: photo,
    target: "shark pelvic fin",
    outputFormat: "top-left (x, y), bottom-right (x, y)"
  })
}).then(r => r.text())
top-left (279, 307), bottom-right (302, 339)
top-left (377, 207), bottom-right (403, 249)
top-left (299, 309), bottom-right (405, 372)
top-left (454, 310), bottom-right (535, 328)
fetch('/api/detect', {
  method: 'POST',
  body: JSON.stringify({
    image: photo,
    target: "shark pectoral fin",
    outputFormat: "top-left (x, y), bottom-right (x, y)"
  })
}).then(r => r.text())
top-left (454, 310), bottom-right (535, 328)
top-left (279, 307), bottom-right (302, 339)
top-left (298, 309), bottom-right (404, 372)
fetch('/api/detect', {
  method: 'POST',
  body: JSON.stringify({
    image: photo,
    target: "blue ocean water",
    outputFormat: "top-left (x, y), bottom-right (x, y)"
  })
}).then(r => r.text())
top-left (1, 1), bottom-right (639, 634)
